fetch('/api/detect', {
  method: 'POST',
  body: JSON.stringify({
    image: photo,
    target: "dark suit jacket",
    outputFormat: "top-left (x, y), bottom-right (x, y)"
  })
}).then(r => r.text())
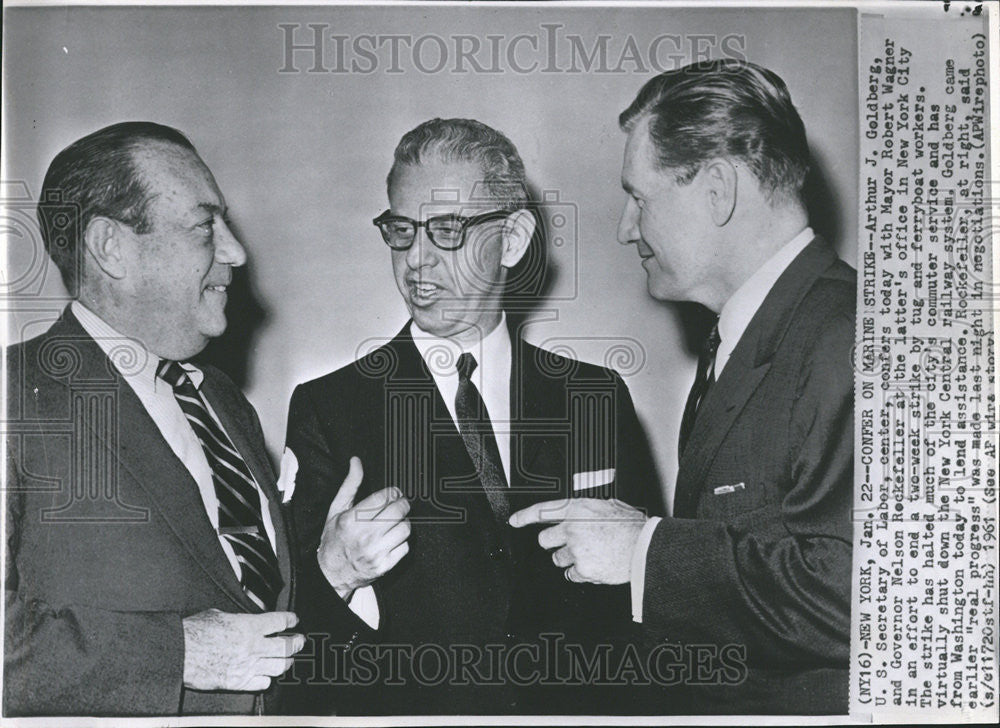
top-left (3, 308), bottom-right (293, 716)
top-left (283, 323), bottom-right (662, 715)
top-left (642, 238), bottom-right (855, 715)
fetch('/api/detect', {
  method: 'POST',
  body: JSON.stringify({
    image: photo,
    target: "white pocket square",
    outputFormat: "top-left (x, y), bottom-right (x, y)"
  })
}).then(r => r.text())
top-left (277, 448), bottom-right (299, 503)
top-left (713, 482), bottom-right (746, 495)
top-left (573, 468), bottom-right (616, 492)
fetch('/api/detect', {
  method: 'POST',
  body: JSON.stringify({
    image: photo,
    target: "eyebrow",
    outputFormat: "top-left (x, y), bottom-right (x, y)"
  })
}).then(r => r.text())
top-left (197, 202), bottom-right (228, 217)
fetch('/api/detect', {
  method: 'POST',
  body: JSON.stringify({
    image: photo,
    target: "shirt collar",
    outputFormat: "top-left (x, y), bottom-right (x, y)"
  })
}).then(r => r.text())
top-left (716, 227), bottom-right (814, 374)
top-left (70, 300), bottom-right (205, 389)
top-left (410, 312), bottom-right (511, 381)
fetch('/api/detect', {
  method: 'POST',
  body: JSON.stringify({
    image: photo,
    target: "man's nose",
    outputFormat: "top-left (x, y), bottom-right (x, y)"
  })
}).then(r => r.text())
top-left (405, 225), bottom-right (438, 269)
top-left (215, 218), bottom-right (247, 267)
top-left (617, 198), bottom-right (639, 246)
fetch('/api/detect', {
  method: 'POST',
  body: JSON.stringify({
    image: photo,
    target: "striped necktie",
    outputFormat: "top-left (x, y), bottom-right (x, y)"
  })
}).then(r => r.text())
top-left (157, 359), bottom-right (282, 610)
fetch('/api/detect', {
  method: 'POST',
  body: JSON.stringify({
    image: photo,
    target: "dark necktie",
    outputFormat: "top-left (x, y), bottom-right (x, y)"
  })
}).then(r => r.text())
top-left (157, 360), bottom-right (282, 610)
top-left (678, 322), bottom-right (721, 458)
top-left (454, 352), bottom-right (510, 522)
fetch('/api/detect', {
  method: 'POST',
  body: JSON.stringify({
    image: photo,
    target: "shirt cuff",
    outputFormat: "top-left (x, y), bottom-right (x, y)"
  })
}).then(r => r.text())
top-left (630, 516), bottom-right (662, 623)
top-left (346, 585), bottom-right (380, 629)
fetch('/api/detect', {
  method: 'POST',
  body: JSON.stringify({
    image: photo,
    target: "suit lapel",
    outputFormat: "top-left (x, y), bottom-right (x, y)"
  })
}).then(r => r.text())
top-left (200, 373), bottom-right (292, 609)
top-left (674, 358), bottom-right (770, 517)
top-left (509, 340), bottom-right (562, 495)
top-left (390, 327), bottom-right (504, 528)
top-left (54, 311), bottom-right (256, 611)
top-left (116, 387), bottom-right (256, 610)
top-left (202, 381), bottom-right (276, 503)
top-left (674, 238), bottom-right (839, 517)
top-left (507, 340), bottom-right (583, 526)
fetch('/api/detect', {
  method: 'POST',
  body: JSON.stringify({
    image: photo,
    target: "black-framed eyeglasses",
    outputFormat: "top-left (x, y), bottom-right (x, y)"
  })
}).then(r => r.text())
top-left (372, 209), bottom-right (511, 251)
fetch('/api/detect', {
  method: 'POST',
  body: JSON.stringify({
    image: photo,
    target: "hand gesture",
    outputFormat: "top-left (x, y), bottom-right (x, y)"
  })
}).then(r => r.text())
top-left (317, 457), bottom-right (411, 599)
top-left (509, 498), bottom-right (648, 584)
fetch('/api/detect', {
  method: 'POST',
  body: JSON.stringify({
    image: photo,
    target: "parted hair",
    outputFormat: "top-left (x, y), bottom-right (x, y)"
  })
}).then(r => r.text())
top-left (619, 59), bottom-right (810, 201)
top-left (38, 121), bottom-right (196, 293)
top-left (387, 118), bottom-right (529, 212)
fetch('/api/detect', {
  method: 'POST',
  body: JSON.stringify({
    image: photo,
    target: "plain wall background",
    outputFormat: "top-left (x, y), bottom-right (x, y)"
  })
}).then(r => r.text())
top-left (3, 4), bottom-right (858, 508)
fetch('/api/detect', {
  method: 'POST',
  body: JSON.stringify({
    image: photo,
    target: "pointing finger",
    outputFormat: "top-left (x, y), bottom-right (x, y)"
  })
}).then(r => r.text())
top-left (508, 499), bottom-right (572, 528)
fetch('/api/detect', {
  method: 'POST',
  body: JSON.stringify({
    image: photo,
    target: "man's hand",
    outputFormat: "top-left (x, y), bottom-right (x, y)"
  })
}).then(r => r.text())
top-left (509, 498), bottom-right (648, 584)
top-left (182, 609), bottom-right (304, 691)
top-left (317, 456), bottom-right (411, 599)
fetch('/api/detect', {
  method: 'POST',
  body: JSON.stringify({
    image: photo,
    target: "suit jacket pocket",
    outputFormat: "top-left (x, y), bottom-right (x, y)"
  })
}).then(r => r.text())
top-left (696, 480), bottom-right (768, 521)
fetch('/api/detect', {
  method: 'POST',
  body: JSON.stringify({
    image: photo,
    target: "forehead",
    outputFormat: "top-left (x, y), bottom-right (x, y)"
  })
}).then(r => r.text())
top-left (621, 120), bottom-right (661, 191)
top-left (131, 142), bottom-right (223, 215)
top-left (389, 159), bottom-right (489, 216)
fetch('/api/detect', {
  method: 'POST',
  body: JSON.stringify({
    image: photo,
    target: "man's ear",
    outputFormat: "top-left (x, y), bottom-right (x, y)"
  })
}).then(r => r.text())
top-left (83, 216), bottom-right (128, 279)
top-left (703, 158), bottom-right (738, 227)
top-left (500, 209), bottom-right (536, 268)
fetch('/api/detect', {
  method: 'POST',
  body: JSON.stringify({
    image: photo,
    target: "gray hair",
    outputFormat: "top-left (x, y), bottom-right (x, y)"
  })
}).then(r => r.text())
top-left (387, 118), bottom-right (529, 211)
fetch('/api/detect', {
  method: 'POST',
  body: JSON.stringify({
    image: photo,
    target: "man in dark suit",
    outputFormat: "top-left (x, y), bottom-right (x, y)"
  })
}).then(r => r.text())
top-left (511, 60), bottom-right (854, 715)
top-left (4, 122), bottom-right (304, 715)
top-left (283, 118), bottom-right (661, 715)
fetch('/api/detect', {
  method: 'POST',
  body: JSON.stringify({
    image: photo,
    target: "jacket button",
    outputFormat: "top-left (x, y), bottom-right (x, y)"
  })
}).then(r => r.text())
top-left (490, 545), bottom-right (505, 559)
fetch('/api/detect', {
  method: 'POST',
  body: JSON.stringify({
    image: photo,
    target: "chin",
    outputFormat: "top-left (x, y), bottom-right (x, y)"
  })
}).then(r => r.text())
top-left (640, 264), bottom-right (677, 299)
top-left (645, 277), bottom-right (671, 302)
top-left (410, 310), bottom-right (451, 338)
top-left (164, 335), bottom-right (212, 362)
top-left (197, 313), bottom-right (229, 342)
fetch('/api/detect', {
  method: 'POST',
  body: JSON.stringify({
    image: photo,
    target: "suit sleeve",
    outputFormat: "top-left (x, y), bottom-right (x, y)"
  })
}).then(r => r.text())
top-left (641, 312), bottom-right (853, 665)
top-left (284, 385), bottom-right (376, 644)
top-left (4, 457), bottom-right (185, 716)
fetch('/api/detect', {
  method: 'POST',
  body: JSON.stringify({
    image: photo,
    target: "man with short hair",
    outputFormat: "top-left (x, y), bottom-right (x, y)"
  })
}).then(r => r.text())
top-left (511, 60), bottom-right (855, 714)
top-left (4, 121), bottom-right (304, 716)
top-left (284, 118), bottom-right (661, 715)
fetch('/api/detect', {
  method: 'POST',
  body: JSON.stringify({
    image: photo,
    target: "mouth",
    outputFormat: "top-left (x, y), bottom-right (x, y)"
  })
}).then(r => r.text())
top-left (203, 283), bottom-right (229, 296)
top-left (406, 279), bottom-right (444, 304)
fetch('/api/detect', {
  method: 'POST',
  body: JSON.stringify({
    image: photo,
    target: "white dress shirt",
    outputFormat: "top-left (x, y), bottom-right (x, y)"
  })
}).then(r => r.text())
top-left (72, 301), bottom-right (278, 583)
top-left (344, 314), bottom-right (514, 628)
top-left (409, 313), bottom-right (513, 481)
top-left (629, 228), bottom-right (814, 622)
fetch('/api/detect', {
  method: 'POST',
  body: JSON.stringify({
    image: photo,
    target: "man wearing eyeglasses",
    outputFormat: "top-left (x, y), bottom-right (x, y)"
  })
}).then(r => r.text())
top-left (282, 118), bottom-right (661, 715)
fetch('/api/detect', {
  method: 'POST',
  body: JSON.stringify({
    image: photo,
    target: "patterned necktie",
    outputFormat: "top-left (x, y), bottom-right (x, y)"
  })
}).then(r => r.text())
top-left (157, 360), bottom-right (282, 610)
top-left (678, 321), bottom-right (721, 459)
top-left (454, 352), bottom-right (510, 522)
